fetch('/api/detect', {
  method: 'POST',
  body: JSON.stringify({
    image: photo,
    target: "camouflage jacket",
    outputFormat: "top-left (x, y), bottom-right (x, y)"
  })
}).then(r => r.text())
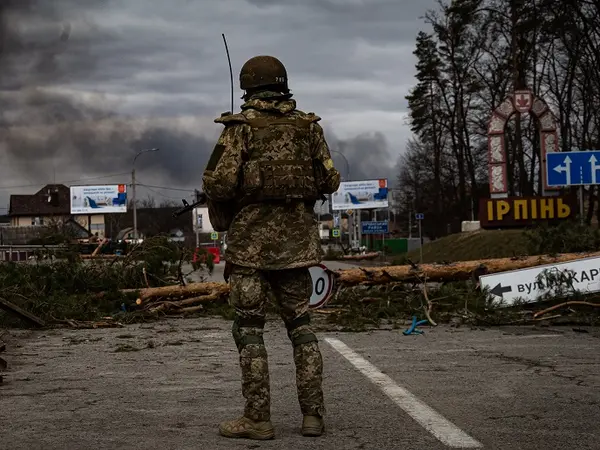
top-left (202, 94), bottom-right (340, 270)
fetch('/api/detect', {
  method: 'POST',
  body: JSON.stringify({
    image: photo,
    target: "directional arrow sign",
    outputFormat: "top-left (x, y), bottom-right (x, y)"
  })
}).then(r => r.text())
top-left (489, 283), bottom-right (512, 298)
top-left (552, 155), bottom-right (572, 185)
top-left (547, 150), bottom-right (600, 187)
top-left (479, 255), bottom-right (600, 306)
top-left (590, 154), bottom-right (600, 184)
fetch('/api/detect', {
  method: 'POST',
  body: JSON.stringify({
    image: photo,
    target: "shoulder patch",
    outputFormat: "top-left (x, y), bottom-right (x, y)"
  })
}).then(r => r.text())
top-left (214, 112), bottom-right (248, 125)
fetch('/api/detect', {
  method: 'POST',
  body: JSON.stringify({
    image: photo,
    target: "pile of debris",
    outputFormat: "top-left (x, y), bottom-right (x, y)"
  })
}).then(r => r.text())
top-left (3, 250), bottom-right (600, 329)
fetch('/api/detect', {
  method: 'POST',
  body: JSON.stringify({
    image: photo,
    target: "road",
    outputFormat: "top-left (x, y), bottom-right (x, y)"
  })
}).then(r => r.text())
top-left (1, 320), bottom-right (599, 449)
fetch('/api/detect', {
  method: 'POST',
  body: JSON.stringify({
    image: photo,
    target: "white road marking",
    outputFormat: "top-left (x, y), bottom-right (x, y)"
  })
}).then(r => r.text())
top-left (325, 337), bottom-right (483, 449)
top-left (511, 334), bottom-right (562, 339)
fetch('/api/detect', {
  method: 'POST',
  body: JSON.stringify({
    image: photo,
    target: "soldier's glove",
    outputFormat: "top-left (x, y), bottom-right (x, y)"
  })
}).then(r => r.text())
top-left (224, 261), bottom-right (233, 283)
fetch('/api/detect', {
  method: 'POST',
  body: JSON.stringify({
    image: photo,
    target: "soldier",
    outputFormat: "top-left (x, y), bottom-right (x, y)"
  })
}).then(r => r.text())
top-left (202, 55), bottom-right (341, 440)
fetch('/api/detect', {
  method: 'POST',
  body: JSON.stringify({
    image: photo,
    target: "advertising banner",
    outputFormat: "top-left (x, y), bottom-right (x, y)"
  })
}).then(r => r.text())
top-left (331, 179), bottom-right (389, 211)
top-left (192, 206), bottom-right (214, 233)
top-left (70, 184), bottom-right (127, 214)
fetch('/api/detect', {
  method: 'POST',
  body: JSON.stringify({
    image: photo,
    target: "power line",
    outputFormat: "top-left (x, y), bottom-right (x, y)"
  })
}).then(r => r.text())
top-left (0, 172), bottom-right (131, 191)
top-left (135, 182), bottom-right (197, 193)
top-left (142, 185), bottom-right (189, 201)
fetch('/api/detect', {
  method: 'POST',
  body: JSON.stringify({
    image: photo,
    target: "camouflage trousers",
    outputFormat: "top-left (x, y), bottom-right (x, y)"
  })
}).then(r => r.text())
top-left (228, 264), bottom-right (325, 422)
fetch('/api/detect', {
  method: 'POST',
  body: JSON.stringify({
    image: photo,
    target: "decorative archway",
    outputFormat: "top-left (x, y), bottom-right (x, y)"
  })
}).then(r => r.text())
top-left (487, 90), bottom-right (560, 198)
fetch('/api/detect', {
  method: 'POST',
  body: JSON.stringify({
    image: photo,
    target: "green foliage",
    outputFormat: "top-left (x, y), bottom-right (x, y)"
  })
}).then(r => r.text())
top-left (524, 221), bottom-right (600, 255)
top-left (325, 282), bottom-right (491, 331)
top-left (0, 235), bottom-right (209, 327)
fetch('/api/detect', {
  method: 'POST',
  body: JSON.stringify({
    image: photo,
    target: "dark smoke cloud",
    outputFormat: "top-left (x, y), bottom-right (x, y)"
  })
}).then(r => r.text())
top-left (0, 0), bottom-right (401, 213)
top-left (0, 0), bottom-right (213, 195)
top-left (326, 130), bottom-right (398, 186)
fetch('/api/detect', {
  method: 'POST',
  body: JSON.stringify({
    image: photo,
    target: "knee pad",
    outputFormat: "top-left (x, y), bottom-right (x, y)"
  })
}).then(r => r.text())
top-left (232, 316), bottom-right (266, 351)
top-left (285, 313), bottom-right (318, 347)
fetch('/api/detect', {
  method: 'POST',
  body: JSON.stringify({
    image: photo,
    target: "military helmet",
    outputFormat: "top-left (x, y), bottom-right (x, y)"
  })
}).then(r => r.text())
top-left (239, 55), bottom-right (289, 92)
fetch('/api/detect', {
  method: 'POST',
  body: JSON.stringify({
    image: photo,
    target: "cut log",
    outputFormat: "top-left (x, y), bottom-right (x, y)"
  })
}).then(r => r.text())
top-left (91, 238), bottom-right (109, 257)
top-left (334, 251), bottom-right (600, 285)
top-left (134, 282), bottom-right (229, 302)
top-left (341, 252), bottom-right (379, 261)
top-left (146, 289), bottom-right (226, 313)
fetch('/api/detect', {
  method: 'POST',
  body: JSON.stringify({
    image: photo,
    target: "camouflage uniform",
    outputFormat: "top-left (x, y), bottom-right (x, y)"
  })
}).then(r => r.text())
top-left (202, 56), bottom-right (340, 439)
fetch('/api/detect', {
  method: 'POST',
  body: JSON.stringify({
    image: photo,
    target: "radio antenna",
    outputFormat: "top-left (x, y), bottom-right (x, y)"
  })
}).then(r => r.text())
top-left (222, 33), bottom-right (234, 113)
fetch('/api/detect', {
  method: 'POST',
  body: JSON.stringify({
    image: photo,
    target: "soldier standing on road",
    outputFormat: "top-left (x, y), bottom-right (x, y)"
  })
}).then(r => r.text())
top-left (202, 55), bottom-right (341, 440)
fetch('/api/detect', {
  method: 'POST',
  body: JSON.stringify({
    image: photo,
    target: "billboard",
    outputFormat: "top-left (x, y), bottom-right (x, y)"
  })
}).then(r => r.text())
top-left (331, 179), bottom-right (389, 211)
top-left (70, 184), bottom-right (127, 214)
top-left (192, 206), bottom-right (215, 233)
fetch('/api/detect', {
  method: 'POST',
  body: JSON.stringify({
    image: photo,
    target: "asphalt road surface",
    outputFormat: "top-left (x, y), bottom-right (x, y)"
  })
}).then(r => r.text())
top-left (1, 320), bottom-right (599, 449)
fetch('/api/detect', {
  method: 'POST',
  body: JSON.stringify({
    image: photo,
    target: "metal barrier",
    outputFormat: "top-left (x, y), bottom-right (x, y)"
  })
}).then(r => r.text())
top-left (0, 245), bottom-right (64, 262)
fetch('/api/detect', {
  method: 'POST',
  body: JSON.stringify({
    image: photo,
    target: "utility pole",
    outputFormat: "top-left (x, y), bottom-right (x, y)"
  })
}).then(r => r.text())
top-left (330, 149), bottom-right (351, 245)
top-left (132, 148), bottom-right (159, 241)
top-left (194, 189), bottom-right (201, 248)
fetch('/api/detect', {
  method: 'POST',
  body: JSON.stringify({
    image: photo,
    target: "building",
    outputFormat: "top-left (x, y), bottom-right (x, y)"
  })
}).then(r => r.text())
top-left (8, 184), bottom-right (105, 237)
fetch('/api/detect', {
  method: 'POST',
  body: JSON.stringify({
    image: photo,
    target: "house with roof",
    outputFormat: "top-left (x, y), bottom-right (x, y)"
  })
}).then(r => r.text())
top-left (8, 184), bottom-right (105, 237)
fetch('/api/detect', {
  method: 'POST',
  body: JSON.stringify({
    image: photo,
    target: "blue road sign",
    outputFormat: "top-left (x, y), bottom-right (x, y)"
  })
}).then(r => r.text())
top-left (415, 213), bottom-right (425, 220)
top-left (546, 150), bottom-right (600, 187)
top-left (361, 221), bottom-right (389, 234)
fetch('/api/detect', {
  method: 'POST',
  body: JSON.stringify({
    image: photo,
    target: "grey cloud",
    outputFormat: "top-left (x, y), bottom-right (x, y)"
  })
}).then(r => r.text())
top-left (0, 0), bottom-right (432, 210)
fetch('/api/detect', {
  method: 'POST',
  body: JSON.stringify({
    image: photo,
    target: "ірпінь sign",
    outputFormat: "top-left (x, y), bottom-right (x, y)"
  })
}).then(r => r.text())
top-left (478, 195), bottom-right (575, 228)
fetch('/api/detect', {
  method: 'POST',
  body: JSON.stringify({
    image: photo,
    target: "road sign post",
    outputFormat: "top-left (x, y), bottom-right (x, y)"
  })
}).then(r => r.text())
top-left (546, 150), bottom-right (600, 223)
top-left (546, 150), bottom-right (600, 187)
top-left (415, 213), bottom-right (424, 263)
top-left (210, 231), bottom-right (218, 247)
top-left (580, 186), bottom-right (584, 224)
top-left (360, 221), bottom-right (389, 234)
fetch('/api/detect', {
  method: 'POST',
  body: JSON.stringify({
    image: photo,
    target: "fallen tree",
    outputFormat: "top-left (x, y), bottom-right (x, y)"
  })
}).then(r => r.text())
top-left (118, 249), bottom-right (600, 301)
top-left (334, 251), bottom-right (600, 285)
top-left (341, 252), bottom-right (380, 261)
top-left (104, 250), bottom-right (600, 320)
top-left (5, 246), bottom-right (600, 329)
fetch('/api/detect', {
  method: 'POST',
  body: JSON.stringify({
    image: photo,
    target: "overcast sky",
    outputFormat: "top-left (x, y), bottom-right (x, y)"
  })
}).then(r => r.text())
top-left (0, 0), bottom-right (436, 213)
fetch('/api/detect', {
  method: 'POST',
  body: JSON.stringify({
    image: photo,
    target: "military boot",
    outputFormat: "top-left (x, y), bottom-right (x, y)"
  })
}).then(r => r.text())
top-left (219, 416), bottom-right (275, 440)
top-left (301, 415), bottom-right (325, 437)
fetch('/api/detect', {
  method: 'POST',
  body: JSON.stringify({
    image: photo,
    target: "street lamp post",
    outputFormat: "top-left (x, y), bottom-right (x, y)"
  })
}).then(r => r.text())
top-left (330, 150), bottom-right (350, 181)
top-left (132, 147), bottom-right (159, 241)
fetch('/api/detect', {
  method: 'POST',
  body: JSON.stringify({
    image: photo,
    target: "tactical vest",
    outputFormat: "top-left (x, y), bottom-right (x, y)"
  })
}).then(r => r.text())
top-left (240, 116), bottom-right (320, 203)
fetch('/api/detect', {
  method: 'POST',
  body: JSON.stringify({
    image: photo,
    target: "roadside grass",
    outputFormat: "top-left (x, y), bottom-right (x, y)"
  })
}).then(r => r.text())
top-left (403, 229), bottom-right (529, 264)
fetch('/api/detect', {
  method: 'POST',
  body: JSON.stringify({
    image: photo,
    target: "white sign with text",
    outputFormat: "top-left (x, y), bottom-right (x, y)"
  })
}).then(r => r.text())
top-left (479, 256), bottom-right (600, 306)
